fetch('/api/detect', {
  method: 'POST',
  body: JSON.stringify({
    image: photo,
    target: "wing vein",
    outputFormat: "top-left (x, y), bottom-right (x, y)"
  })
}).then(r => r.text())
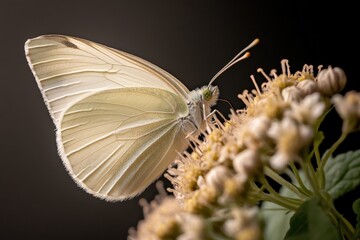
top-left (66, 131), bottom-right (114, 157)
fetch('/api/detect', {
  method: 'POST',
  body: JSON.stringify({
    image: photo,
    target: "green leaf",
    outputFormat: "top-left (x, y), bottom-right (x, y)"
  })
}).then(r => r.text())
top-left (261, 170), bottom-right (310, 240)
top-left (353, 198), bottom-right (360, 239)
top-left (324, 150), bottom-right (360, 199)
top-left (285, 198), bottom-right (341, 240)
top-left (261, 186), bottom-right (296, 240)
top-left (261, 201), bottom-right (294, 240)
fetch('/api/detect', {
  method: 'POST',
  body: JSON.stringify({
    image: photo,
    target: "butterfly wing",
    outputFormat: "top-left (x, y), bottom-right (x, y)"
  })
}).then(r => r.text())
top-left (60, 87), bottom-right (189, 200)
top-left (25, 35), bottom-right (189, 125)
top-left (25, 35), bottom-right (192, 200)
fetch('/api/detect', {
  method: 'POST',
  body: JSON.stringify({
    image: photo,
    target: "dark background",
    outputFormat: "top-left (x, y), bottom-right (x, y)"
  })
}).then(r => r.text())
top-left (1, 0), bottom-right (359, 239)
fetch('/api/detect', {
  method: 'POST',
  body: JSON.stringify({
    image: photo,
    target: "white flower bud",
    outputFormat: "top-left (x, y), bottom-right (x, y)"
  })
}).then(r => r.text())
top-left (269, 152), bottom-right (291, 171)
top-left (332, 91), bottom-right (360, 133)
top-left (223, 209), bottom-right (244, 237)
top-left (282, 86), bottom-right (303, 102)
top-left (297, 79), bottom-right (318, 95)
top-left (268, 117), bottom-right (313, 168)
top-left (177, 214), bottom-right (204, 240)
top-left (248, 115), bottom-right (271, 140)
top-left (332, 91), bottom-right (360, 119)
top-left (267, 121), bottom-right (280, 140)
top-left (298, 124), bottom-right (314, 145)
top-left (239, 115), bottom-right (271, 150)
top-left (286, 92), bottom-right (325, 124)
top-left (233, 173), bottom-right (248, 186)
top-left (233, 149), bottom-right (261, 177)
top-left (205, 166), bottom-right (232, 192)
top-left (317, 66), bottom-right (347, 96)
top-left (223, 207), bottom-right (259, 238)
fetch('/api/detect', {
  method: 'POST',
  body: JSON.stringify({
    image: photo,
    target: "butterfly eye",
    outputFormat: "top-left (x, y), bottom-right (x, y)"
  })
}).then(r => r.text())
top-left (203, 88), bottom-right (213, 101)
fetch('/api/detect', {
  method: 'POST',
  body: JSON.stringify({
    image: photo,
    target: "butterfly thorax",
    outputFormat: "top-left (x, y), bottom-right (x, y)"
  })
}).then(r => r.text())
top-left (180, 85), bottom-right (219, 136)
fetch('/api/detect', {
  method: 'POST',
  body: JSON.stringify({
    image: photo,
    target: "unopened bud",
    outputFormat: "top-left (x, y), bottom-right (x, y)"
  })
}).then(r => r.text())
top-left (282, 86), bottom-right (303, 102)
top-left (297, 79), bottom-right (318, 95)
top-left (233, 149), bottom-right (261, 177)
top-left (317, 66), bottom-right (346, 96)
top-left (205, 166), bottom-right (232, 192)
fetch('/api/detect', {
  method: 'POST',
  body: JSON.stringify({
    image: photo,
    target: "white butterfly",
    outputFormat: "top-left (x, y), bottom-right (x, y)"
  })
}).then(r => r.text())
top-left (25, 35), bottom-right (257, 201)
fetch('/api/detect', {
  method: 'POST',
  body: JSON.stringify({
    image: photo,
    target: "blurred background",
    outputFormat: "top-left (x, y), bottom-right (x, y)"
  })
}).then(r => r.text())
top-left (1, 0), bottom-right (358, 239)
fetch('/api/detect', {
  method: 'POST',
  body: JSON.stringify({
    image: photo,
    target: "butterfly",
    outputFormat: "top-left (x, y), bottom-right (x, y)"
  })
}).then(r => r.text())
top-left (25, 35), bottom-right (258, 201)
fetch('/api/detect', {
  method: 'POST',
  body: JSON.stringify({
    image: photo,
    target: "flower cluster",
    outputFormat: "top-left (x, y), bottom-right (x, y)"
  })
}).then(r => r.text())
top-left (129, 60), bottom-right (360, 240)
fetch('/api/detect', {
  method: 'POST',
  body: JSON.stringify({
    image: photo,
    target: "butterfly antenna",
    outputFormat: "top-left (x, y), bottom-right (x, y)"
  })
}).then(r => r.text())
top-left (208, 38), bottom-right (260, 86)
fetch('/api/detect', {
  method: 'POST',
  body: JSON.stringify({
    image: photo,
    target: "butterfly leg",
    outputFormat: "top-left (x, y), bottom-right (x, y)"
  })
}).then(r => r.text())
top-left (205, 109), bottom-right (227, 130)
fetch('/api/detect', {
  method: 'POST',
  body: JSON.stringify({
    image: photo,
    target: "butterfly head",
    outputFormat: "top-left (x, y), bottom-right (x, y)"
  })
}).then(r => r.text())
top-left (202, 85), bottom-right (219, 107)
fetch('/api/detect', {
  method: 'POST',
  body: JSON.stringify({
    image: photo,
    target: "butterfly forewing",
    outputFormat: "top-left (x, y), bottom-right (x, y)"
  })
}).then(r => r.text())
top-left (25, 35), bottom-right (189, 125)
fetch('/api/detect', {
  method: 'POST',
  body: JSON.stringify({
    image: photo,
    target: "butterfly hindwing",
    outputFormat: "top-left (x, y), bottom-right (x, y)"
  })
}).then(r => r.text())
top-left (58, 87), bottom-right (189, 200)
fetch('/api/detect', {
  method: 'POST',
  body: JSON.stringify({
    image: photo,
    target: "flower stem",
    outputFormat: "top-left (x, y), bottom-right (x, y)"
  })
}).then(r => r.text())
top-left (314, 147), bottom-right (322, 169)
top-left (264, 166), bottom-right (307, 199)
top-left (317, 132), bottom-right (348, 188)
top-left (288, 162), bottom-right (312, 196)
top-left (247, 180), bottom-right (300, 211)
top-left (304, 155), bottom-right (321, 194)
